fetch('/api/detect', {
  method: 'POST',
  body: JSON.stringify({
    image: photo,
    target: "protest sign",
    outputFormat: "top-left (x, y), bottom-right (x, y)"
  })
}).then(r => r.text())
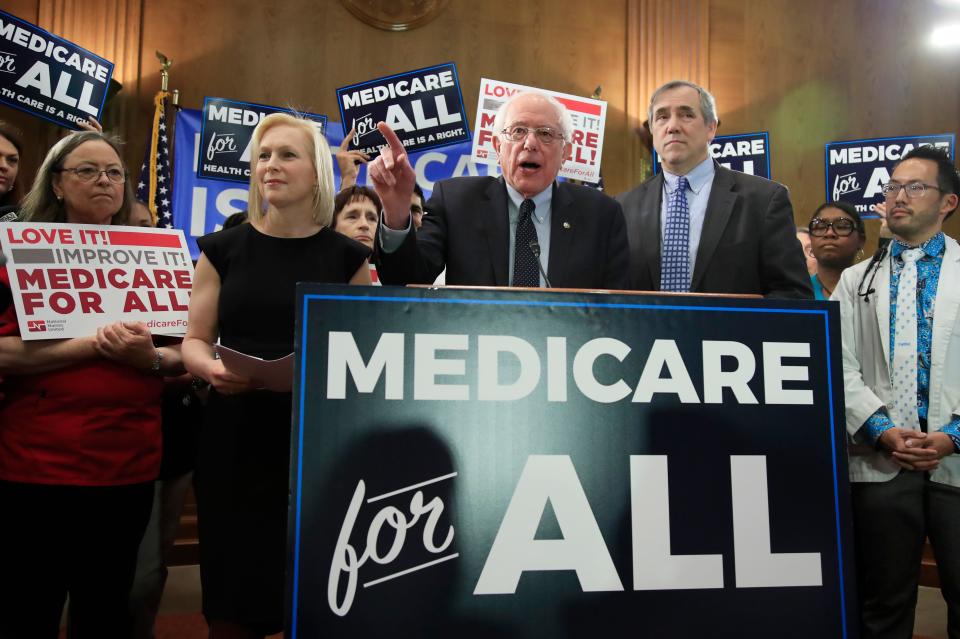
top-left (174, 110), bottom-right (498, 260)
top-left (336, 63), bottom-right (470, 159)
top-left (471, 78), bottom-right (607, 183)
top-left (0, 9), bottom-right (114, 129)
top-left (198, 97), bottom-right (327, 183)
top-left (654, 131), bottom-right (771, 179)
top-left (825, 134), bottom-right (955, 217)
top-left (289, 285), bottom-right (858, 638)
top-left (0, 223), bottom-right (193, 340)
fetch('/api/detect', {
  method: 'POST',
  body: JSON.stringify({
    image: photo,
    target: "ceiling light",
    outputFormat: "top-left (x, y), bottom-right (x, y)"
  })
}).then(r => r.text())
top-left (929, 22), bottom-right (960, 48)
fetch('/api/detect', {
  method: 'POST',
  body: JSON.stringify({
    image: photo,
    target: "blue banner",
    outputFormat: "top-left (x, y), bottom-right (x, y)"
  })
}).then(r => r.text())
top-left (336, 63), bottom-right (470, 159)
top-left (173, 109), bottom-right (499, 260)
top-left (198, 97), bottom-right (327, 183)
top-left (825, 134), bottom-right (955, 218)
top-left (654, 132), bottom-right (771, 179)
top-left (0, 9), bottom-right (114, 129)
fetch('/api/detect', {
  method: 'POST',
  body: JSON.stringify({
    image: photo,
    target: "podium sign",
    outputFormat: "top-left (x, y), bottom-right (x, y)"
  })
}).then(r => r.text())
top-left (289, 285), bottom-right (858, 638)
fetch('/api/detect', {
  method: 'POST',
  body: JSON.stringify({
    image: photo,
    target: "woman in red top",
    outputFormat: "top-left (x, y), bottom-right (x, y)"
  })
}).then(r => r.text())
top-left (0, 131), bottom-right (183, 639)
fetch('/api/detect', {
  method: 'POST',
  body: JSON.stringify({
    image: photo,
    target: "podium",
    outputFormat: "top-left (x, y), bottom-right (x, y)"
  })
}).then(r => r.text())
top-left (287, 284), bottom-right (858, 638)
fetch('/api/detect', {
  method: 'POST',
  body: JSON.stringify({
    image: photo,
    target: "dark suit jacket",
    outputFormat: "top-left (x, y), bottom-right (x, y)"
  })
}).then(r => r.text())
top-left (376, 176), bottom-right (630, 290)
top-left (617, 163), bottom-right (813, 298)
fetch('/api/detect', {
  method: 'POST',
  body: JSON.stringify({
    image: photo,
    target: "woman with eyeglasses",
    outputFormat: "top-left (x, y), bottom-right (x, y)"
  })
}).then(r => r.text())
top-left (0, 131), bottom-right (184, 638)
top-left (808, 201), bottom-right (866, 299)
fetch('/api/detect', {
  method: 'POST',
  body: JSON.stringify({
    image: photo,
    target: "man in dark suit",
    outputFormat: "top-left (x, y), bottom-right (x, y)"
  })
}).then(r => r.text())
top-left (618, 81), bottom-right (811, 298)
top-left (368, 91), bottom-right (630, 289)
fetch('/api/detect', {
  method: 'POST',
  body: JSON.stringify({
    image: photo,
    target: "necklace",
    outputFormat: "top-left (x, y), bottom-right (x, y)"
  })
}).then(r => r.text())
top-left (816, 276), bottom-right (834, 297)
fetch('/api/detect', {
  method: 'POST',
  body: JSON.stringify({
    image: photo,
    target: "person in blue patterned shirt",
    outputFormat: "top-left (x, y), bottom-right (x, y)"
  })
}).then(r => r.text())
top-left (834, 145), bottom-right (960, 639)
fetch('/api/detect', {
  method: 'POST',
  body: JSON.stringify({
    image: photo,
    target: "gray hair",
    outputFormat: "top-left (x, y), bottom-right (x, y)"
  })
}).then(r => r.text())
top-left (648, 80), bottom-right (718, 126)
top-left (20, 131), bottom-right (133, 225)
top-left (492, 90), bottom-right (574, 142)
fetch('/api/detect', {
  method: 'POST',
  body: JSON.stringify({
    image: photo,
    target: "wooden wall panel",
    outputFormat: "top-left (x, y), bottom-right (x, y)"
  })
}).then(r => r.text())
top-left (708, 0), bottom-right (960, 245)
top-left (626, 0), bottom-right (710, 185)
top-left (137, 0), bottom-right (631, 192)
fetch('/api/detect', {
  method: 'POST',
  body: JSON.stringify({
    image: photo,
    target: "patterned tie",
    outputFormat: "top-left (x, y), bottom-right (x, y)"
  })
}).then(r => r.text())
top-left (890, 248), bottom-right (923, 431)
top-left (512, 198), bottom-right (540, 287)
top-left (660, 176), bottom-right (691, 292)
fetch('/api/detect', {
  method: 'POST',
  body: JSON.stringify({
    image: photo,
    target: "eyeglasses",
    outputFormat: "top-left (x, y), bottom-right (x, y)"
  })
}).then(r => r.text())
top-left (57, 166), bottom-right (127, 184)
top-left (499, 125), bottom-right (566, 145)
top-left (880, 181), bottom-right (942, 199)
top-left (809, 217), bottom-right (857, 237)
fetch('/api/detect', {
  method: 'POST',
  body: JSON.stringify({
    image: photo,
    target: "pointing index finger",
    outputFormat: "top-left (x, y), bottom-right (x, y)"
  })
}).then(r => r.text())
top-left (377, 122), bottom-right (407, 158)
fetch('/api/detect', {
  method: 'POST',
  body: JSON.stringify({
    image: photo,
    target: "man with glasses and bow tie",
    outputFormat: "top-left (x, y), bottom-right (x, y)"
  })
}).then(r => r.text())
top-left (618, 80), bottom-right (811, 297)
top-left (834, 145), bottom-right (960, 639)
top-left (369, 91), bottom-right (629, 289)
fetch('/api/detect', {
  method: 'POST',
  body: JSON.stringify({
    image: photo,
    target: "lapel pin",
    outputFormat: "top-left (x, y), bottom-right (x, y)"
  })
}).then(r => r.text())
top-left (563, 222), bottom-right (571, 229)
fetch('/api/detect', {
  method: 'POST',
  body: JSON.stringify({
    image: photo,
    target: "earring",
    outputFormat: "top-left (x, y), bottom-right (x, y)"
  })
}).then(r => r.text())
top-left (56, 195), bottom-right (63, 204)
top-left (856, 248), bottom-right (864, 261)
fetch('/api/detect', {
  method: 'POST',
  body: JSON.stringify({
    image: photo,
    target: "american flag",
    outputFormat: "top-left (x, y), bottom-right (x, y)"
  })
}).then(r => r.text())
top-left (137, 91), bottom-right (173, 228)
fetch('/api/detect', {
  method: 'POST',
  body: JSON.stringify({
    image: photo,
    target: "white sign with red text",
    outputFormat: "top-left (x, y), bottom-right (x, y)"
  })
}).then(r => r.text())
top-left (471, 78), bottom-right (607, 183)
top-left (1, 223), bottom-right (193, 340)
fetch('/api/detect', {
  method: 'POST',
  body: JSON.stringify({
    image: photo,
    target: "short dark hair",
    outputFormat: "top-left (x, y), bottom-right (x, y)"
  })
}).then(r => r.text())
top-left (333, 185), bottom-right (382, 228)
top-left (897, 145), bottom-right (960, 219)
top-left (222, 211), bottom-right (248, 229)
top-left (412, 182), bottom-right (425, 207)
top-left (0, 121), bottom-right (25, 207)
top-left (810, 200), bottom-right (865, 237)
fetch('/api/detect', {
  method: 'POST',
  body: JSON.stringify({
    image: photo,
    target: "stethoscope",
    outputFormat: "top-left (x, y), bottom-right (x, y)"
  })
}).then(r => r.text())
top-left (857, 239), bottom-right (891, 304)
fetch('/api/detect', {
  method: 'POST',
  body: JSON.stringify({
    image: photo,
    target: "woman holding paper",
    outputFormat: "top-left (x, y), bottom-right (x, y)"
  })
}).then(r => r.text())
top-left (183, 112), bottom-right (370, 637)
top-left (0, 130), bottom-right (184, 639)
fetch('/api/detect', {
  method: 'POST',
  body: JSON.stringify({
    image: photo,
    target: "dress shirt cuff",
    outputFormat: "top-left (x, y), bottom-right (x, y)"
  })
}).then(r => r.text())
top-left (378, 212), bottom-right (412, 254)
top-left (862, 409), bottom-right (894, 447)
top-left (943, 416), bottom-right (960, 453)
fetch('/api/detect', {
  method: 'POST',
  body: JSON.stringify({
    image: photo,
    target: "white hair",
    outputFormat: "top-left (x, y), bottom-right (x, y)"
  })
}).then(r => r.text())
top-left (492, 91), bottom-right (574, 142)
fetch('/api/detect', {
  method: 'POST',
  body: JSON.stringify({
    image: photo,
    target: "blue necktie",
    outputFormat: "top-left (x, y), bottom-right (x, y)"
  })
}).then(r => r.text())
top-left (660, 176), bottom-right (690, 292)
top-left (512, 198), bottom-right (540, 287)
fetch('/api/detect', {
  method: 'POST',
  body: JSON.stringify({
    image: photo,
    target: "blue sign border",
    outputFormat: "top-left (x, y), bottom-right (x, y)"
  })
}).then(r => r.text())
top-left (196, 96), bottom-right (328, 185)
top-left (823, 133), bottom-right (957, 203)
top-left (0, 9), bottom-right (114, 129)
top-left (335, 62), bottom-right (472, 156)
top-left (291, 290), bottom-right (850, 639)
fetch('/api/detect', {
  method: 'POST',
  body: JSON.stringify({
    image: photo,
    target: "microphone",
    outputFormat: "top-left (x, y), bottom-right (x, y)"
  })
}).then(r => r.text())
top-left (528, 239), bottom-right (552, 288)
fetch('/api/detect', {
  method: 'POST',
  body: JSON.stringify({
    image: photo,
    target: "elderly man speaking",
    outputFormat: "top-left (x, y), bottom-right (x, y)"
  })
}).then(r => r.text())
top-left (370, 91), bottom-right (629, 289)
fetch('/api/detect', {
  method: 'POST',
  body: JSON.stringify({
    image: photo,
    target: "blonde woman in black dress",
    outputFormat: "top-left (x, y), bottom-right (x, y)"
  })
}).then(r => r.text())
top-left (183, 113), bottom-right (371, 638)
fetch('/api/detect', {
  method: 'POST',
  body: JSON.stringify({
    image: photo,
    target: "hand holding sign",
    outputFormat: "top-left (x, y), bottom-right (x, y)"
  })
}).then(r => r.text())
top-left (75, 116), bottom-right (103, 133)
top-left (336, 127), bottom-right (370, 190)
top-left (368, 122), bottom-right (417, 230)
top-left (871, 201), bottom-right (892, 239)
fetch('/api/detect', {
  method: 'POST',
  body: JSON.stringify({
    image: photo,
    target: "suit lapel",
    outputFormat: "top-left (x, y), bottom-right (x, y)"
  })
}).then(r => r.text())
top-left (482, 178), bottom-right (511, 286)
top-left (875, 253), bottom-right (892, 368)
top-left (547, 182), bottom-right (574, 285)
top-left (638, 174), bottom-right (664, 288)
top-left (691, 164), bottom-right (737, 290)
top-left (932, 238), bottom-right (960, 374)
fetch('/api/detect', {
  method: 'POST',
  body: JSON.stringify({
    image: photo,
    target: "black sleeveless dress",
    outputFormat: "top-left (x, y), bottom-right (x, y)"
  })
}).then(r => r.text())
top-left (195, 224), bottom-right (369, 632)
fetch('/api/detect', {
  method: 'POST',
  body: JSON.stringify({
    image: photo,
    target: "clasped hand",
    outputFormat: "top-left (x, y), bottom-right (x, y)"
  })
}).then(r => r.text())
top-left (879, 427), bottom-right (954, 471)
top-left (94, 321), bottom-right (157, 370)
